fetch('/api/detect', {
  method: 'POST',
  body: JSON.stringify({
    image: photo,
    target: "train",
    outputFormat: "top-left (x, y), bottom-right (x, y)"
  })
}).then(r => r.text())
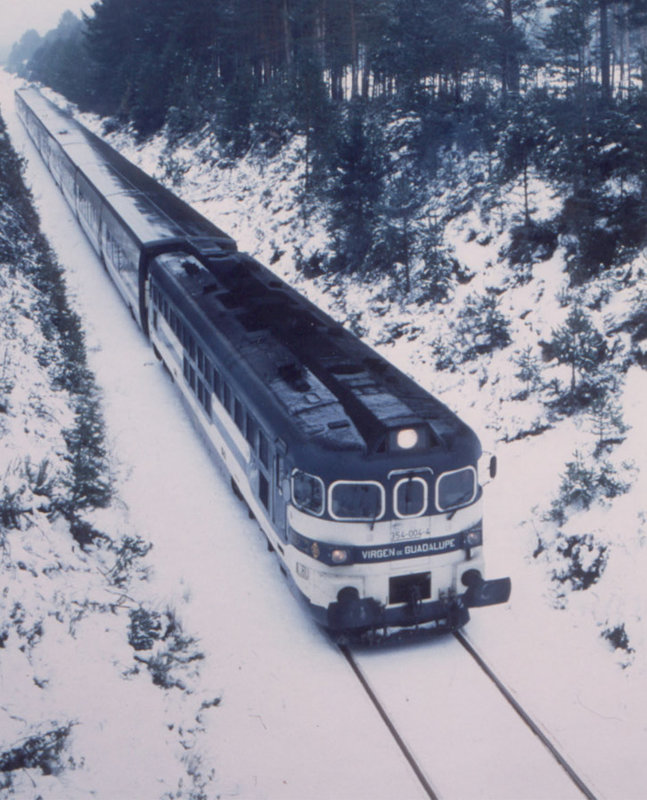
top-left (15, 85), bottom-right (510, 638)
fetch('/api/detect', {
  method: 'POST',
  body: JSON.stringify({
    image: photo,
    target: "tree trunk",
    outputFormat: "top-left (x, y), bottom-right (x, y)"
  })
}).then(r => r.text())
top-left (600, 0), bottom-right (611, 100)
top-left (282, 0), bottom-right (292, 69)
top-left (523, 158), bottom-right (530, 225)
top-left (350, 0), bottom-right (359, 97)
top-left (502, 0), bottom-right (520, 97)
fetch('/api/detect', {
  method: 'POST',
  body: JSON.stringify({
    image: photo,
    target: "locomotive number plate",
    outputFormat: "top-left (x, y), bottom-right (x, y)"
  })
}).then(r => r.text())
top-left (390, 520), bottom-right (431, 543)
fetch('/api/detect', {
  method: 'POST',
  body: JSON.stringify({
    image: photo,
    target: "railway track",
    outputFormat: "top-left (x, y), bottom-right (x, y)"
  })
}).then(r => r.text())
top-left (341, 631), bottom-right (599, 800)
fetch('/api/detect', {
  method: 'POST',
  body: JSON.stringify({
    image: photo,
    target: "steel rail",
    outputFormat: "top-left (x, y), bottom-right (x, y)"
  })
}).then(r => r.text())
top-left (339, 643), bottom-right (440, 800)
top-left (454, 630), bottom-right (599, 800)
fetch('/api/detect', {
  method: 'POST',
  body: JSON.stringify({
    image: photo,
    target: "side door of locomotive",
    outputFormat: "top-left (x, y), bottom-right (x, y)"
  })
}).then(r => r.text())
top-left (272, 442), bottom-right (288, 542)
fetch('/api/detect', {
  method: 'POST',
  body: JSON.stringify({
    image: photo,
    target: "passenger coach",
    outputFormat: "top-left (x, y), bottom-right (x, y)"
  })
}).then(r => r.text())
top-left (16, 86), bottom-right (511, 637)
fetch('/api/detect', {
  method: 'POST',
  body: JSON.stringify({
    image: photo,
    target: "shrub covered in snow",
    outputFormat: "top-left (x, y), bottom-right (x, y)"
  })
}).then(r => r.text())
top-left (433, 290), bottom-right (511, 369)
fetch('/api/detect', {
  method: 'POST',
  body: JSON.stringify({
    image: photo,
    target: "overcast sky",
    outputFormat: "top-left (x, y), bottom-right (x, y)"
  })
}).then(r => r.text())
top-left (0, 0), bottom-right (94, 57)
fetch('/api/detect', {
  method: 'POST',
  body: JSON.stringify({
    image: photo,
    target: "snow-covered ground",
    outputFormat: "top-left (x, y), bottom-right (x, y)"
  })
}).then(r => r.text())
top-left (2, 68), bottom-right (647, 799)
top-left (0, 73), bottom-right (428, 800)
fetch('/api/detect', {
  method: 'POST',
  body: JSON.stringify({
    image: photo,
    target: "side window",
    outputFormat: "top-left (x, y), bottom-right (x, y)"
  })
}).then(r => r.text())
top-left (212, 367), bottom-right (221, 399)
top-left (183, 356), bottom-right (196, 392)
top-left (223, 382), bottom-right (233, 415)
top-left (246, 413), bottom-right (257, 448)
top-left (258, 430), bottom-right (270, 469)
top-left (292, 470), bottom-right (325, 516)
top-left (197, 379), bottom-right (211, 417)
top-left (234, 397), bottom-right (245, 433)
top-left (183, 330), bottom-right (196, 360)
top-left (259, 473), bottom-right (270, 510)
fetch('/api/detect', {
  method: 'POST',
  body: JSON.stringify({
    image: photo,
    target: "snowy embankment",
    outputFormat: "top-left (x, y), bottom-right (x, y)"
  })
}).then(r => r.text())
top-left (0, 72), bottom-right (424, 800)
top-left (2, 66), bottom-right (647, 800)
top-left (73, 85), bottom-right (647, 797)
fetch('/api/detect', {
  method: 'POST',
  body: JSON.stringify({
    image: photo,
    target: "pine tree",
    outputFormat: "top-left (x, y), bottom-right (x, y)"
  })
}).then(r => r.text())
top-left (514, 345), bottom-right (541, 395)
top-left (327, 102), bottom-right (385, 273)
top-left (373, 163), bottom-right (426, 291)
top-left (62, 391), bottom-right (112, 513)
top-left (491, 0), bottom-right (537, 98)
top-left (499, 97), bottom-right (547, 225)
top-left (543, 0), bottom-right (597, 91)
top-left (588, 392), bottom-right (627, 453)
top-left (7, 30), bottom-right (42, 76)
top-left (551, 305), bottom-right (606, 394)
top-left (456, 292), bottom-right (511, 360)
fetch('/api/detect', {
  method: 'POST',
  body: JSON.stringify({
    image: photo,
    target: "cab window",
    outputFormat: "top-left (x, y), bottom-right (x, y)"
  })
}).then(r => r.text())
top-left (292, 470), bottom-right (324, 516)
top-left (330, 481), bottom-right (384, 521)
top-left (436, 467), bottom-right (476, 511)
top-left (394, 476), bottom-right (427, 518)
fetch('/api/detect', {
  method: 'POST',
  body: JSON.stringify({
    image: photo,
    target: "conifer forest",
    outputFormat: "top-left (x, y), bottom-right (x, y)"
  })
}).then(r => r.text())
top-left (8, 0), bottom-right (647, 286)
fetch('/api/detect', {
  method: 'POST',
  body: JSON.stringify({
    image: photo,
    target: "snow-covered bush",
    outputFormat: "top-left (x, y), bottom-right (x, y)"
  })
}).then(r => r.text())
top-left (0, 457), bottom-right (59, 529)
top-left (548, 450), bottom-right (631, 525)
top-left (0, 463), bottom-right (32, 529)
top-left (130, 607), bottom-right (205, 691)
top-left (552, 531), bottom-right (609, 591)
top-left (0, 724), bottom-right (73, 782)
top-left (506, 221), bottom-right (558, 270)
top-left (601, 623), bottom-right (634, 659)
top-left (107, 535), bottom-right (152, 586)
top-left (433, 290), bottom-right (511, 369)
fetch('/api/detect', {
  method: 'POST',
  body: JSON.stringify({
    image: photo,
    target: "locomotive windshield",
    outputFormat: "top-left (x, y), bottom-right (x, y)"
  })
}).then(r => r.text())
top-left (394, 476), bottom-right (427, 518)
top-left (330, 481), bottom-right (384, 521)
top-left (436, 467), bottom-right (477, 511)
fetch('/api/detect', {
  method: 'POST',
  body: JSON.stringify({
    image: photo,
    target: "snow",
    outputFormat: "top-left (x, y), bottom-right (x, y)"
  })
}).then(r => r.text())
top-left (2, 68), bottom-right (647, 799)
top-left (0, 73), bottom-right (423, 800)
top-left (356, 637), bottom-right (586, 800)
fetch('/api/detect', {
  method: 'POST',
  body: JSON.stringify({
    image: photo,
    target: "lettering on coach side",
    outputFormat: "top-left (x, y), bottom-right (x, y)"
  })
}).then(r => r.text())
top-left (358, 535), bottom-right (460, 563)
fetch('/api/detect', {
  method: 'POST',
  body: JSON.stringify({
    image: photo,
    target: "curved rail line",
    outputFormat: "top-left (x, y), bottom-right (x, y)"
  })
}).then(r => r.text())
top-left (340, 633), bottom-right (599, 800)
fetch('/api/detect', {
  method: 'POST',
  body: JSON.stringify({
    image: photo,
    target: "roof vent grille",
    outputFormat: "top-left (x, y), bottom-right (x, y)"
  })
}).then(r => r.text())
top-left (278, 362), bottom-right (311, 392)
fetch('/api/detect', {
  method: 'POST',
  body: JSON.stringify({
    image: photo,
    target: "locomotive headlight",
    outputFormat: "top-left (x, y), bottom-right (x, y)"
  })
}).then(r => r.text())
top-left (397, 428), bottom-right (419, 449)
top-left (331, 548), bottom-right (350, 564)
top-left (464, 524), bottom-right (483, 548)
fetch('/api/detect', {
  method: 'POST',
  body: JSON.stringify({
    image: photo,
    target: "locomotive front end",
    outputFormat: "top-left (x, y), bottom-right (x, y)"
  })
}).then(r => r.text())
top-left (285, 421), bottom-right (511, 637)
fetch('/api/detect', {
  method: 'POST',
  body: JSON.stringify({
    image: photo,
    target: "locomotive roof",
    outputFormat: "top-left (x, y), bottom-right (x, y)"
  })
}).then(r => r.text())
top-left (17, 88), bottom-right (235, 253)
top-left (18, 87), bottom-right (478, 467)
top-left (151, 251), bottom-right (480, 464)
